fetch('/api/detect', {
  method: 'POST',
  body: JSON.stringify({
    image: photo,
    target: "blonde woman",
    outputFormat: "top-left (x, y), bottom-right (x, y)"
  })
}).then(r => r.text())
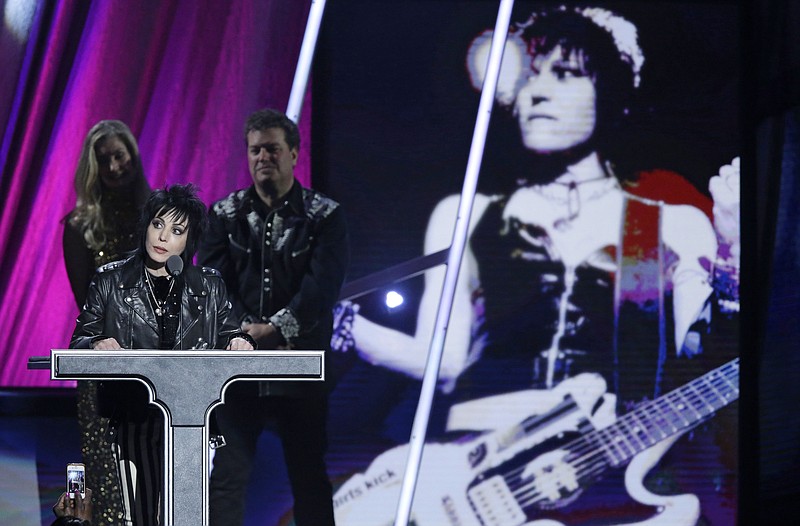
top-left (63, 120), bottom-right (151, 307)
top-left (62, 120), bottom-right (151, 526)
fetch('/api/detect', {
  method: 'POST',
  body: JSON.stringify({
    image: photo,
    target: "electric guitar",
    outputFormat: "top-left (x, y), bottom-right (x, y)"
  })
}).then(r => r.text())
top-left (333, 359), bottom-right (739, 526)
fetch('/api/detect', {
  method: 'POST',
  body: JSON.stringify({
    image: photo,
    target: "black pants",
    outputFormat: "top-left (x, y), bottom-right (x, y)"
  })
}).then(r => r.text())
top-left (112, 408), bottom-right (164, 526)
top-left (209, 383), bottom-right (335, 526)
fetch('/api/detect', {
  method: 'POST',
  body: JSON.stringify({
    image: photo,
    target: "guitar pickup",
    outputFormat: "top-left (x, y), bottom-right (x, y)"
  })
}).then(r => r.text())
top-left (467, 474), bottom-right (525, 526)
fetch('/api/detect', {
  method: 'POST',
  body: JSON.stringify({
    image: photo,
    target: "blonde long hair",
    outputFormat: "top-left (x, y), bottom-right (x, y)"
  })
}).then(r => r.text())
top-left (69, 120), bottom-right (150, 251)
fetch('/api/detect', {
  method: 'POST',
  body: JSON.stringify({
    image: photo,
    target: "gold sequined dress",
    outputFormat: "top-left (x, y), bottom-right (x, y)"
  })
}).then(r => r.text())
top-left (63, 191), bottom-right (141, 526)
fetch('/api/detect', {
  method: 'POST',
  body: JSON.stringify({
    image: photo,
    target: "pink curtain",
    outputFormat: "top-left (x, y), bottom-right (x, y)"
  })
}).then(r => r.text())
top-left (0, 0), bottom-right (313, 386)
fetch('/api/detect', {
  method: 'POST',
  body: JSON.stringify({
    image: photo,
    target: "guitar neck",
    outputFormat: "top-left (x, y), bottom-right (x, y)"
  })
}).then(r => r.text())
top-left (585, 359), bottom-right (740, 467)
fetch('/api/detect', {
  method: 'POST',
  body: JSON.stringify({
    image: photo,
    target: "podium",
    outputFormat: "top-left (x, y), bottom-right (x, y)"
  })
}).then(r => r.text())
top-left (28, 349), bottom-right (324, 526)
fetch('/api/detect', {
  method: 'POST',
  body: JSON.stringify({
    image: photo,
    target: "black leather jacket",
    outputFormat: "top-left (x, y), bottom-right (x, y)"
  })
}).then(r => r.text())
top-left (198, 182), bottom-right (349, 396)
top-left (198, 183), bottom-right (348, 349)
top-left (70, 255), bottom-right (244, 419)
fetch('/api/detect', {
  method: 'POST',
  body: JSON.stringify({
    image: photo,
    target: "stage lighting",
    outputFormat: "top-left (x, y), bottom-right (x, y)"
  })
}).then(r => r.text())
top-left (385, 290), bottom-right (404, 309)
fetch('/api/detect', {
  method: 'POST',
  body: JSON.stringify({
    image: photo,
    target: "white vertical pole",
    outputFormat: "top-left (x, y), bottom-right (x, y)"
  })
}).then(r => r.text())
top-left (286, 0), bottom-right (328, 123)
top-left (392, 1), bottom-right (516, 525)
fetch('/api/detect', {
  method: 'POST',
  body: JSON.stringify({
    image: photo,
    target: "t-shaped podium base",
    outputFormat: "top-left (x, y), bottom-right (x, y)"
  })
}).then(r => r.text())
top-left (30, 349), bottom-right (324, 525)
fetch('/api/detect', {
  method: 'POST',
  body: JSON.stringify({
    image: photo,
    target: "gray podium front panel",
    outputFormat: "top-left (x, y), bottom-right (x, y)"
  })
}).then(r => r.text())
top-left (47, 349), bottom-right (324, 526)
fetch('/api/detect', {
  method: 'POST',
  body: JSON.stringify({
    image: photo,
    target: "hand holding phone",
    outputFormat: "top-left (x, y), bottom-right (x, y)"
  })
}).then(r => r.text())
top-left (66, 462), bottom-right (85, 499)
top-left (53, 487), bottom-right (93, 521)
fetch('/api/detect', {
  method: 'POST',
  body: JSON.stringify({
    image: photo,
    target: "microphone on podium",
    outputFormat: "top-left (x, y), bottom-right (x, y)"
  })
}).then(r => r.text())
top-left (166, 255), bottom-right (184, 277)
top-left (166, 255), bottom-right (185, 352)
top-left (166, 253), bottom-right (226, 448)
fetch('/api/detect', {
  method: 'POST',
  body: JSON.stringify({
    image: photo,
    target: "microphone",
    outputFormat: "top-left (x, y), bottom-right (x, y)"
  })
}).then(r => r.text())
top-left (166, 255), bottom-right (184, 277)
top-left (165, 255), bottom-right (185, 351)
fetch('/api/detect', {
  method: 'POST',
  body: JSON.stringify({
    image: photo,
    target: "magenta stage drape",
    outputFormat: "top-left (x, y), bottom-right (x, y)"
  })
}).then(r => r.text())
top-left (0, 0), bottom-right (313, 387)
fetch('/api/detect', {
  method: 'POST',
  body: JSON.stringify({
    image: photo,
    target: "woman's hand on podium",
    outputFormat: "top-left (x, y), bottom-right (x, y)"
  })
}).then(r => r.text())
top-left (91, 337), bottom-right (122, 350)
top-left (227, 336), bottom-right (255, 350)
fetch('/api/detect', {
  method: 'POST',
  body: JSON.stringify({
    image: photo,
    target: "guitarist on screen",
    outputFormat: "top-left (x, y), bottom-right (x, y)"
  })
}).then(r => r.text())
top-left (331, 5), bottom-right (740, 525)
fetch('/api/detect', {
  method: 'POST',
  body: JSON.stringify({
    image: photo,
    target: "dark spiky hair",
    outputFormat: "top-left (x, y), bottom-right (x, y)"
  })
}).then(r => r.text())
top-left (138, 184), bottom-right (207, 265)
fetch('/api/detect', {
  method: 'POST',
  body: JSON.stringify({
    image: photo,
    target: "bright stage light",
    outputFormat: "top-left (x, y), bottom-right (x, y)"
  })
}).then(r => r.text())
top-left (4, 0), bottom-right (36, 42)
top-left (385, 291), bottom-right (404, 309)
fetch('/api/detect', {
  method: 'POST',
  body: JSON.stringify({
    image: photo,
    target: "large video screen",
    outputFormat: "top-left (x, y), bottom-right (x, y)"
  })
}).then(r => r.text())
top-left (316, 1), bottom-right (740, 525)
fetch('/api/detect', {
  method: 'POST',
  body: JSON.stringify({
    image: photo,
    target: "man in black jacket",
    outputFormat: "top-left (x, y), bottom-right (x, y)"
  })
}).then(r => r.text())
top-left (199, 108), bottom-right (349, 526)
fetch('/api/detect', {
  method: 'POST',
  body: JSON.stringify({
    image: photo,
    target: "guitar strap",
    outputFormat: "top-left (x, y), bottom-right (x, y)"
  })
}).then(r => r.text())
top-left (613, 195), bottom-right (667, 403)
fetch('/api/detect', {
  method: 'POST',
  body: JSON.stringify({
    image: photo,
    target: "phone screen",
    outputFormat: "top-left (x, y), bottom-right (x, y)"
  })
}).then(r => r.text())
top-left (66, 463), bottom-right (85, 498)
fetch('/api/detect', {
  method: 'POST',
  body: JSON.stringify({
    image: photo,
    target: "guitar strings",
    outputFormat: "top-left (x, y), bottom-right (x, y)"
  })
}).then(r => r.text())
top-left (493, 361), bottom-right (739, 510)
top-left (510, 363), bottom-right (739, 508)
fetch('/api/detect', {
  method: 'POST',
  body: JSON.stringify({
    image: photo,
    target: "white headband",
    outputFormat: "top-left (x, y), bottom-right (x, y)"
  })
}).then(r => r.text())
top-left (574, 6), bottom-right (644, 88)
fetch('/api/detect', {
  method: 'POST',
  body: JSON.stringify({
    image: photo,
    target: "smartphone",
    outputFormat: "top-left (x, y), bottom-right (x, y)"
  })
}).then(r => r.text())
top-left (66, 463), bottom-right (85, 498)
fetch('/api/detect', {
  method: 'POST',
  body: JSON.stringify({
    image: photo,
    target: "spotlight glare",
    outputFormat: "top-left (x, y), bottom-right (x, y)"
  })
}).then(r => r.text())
top-left (385, 291), bottom-right (404, 309)
top-left (4, 0), bottom-right (36, 42)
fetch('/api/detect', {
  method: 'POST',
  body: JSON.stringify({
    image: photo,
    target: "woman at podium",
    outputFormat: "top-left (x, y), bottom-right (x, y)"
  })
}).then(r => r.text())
top-left (70, 183), bottom-right (254, 526)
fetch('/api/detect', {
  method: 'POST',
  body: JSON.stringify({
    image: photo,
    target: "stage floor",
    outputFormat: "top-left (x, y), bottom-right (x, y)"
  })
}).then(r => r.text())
top-left (0, 388), bottom-right (299, 526)
top-left (3, 386), bottom-right (799, 525)
top-left (0, 388), bottom-right (79, 526)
